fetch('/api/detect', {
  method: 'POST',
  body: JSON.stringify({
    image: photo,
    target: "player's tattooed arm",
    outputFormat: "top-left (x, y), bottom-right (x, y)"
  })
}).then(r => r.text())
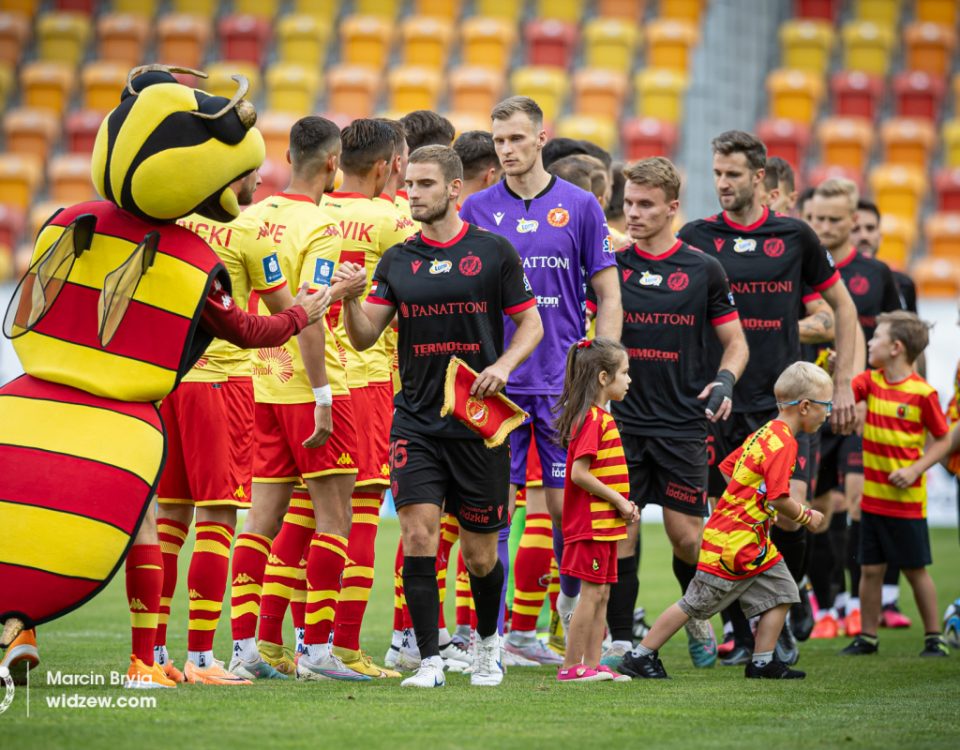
top-left (798, 297), bottom-right (835, 344)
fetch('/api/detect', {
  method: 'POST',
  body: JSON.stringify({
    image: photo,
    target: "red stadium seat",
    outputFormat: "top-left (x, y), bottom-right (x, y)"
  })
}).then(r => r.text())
top-left (525, 20), bottom-right (578, 69)
top-left (621, 117), bottom-right (678, 160)
top-left (65, 109), bottom-right (104, 154)
top-left (893, 71), bottom-right (945, 121)
top-left (831, 71), bottom-right (884, 120)
top-left (757, 118), bottom-right (811, 169)
top-left (218, 15), bottom-right (272, 67)
top-left (54, 0), bottom-right (95, 12)
top-left (793, 0), bottom-right (840, 22)
top-left (904, 21), bottom-right (956, 77)
top-left (934, 168), bottom-right (960, 212)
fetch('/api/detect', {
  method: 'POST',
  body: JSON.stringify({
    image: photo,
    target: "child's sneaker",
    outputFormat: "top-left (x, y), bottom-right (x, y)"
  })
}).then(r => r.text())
top-left (881, 603), bottom-right (912, 629)
top-left (843, 608), bottom-right (862, 637)
top-left (556, 665), bottom-right (605, 682)
top-left (810, 613), bottom-right (840, 639)
top-left (744, 660), bottom-right (805, 679)
top-left (919, 635), bottom-right (949, 657)
top-left (840, 635), bottom-right (878, 655)
top-left (618, 651), bottom-right (668, 679)
top-left (596, 664), bottom-right (631, 682)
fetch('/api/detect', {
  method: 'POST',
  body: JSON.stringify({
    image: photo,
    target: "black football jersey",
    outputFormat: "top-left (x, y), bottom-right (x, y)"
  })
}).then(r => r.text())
top-left (833, 250), bottom-right (903, 341)
top-left (892, 269), bottom-right (917, 313)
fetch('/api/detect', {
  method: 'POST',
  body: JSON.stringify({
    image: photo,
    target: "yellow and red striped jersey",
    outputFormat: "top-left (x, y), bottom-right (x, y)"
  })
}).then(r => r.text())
top-left (699, 420), bottom-right (795, 580)
top-left (946, 360), bottom-right (960, 476)
top-left (562, 406), bottom-right (628, 543)
top-left (853, 368), bottom-right (950, 519)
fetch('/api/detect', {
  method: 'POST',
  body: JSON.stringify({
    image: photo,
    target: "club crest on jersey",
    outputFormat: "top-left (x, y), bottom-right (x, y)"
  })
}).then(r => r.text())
top-left (313, 258), bottom-right (334, 286)
top-left (430, 259), bottom-right (453, 274)
top-left (849, 274), bottom-right (869, 295)
top-left (763, 238), bottom-right (785, 258)
top-left (547, 207), bottom-right (569, 228)
top-left (667, 270), bottom-right (689, 291)
top-left (638, 271), bottom-right (662, 287)
top-left (262, 253), bottom-right (283, 284)
top-left (465, 397), bottom-right (489, 428)
top-left (493, 211), bottom-right (505, 226)
top-left (733, 237), bottom-right (756, 254)
top-left (411, 260), bottom-right (422, 274)
top-left (897, 404), bottom-right (908, 418)
top-left (517, 218), bottom-right (539, 234)
top-left (591, 558), bottom-right (600, 572)
top-left (459, 255), bottom-right (482, 276)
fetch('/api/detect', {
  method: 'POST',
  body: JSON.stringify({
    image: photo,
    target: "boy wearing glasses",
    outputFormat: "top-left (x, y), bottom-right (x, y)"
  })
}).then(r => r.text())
top-left (620, 362), bottom-right (830, 680)
top-left (842, 311), bottom-right (952, 657)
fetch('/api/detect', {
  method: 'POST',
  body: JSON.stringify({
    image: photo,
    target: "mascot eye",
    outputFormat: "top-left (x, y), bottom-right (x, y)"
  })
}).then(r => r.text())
top-left (3, 214), bottom-right (96, 338)
top-left (97, 231), bottom-right (159, 348)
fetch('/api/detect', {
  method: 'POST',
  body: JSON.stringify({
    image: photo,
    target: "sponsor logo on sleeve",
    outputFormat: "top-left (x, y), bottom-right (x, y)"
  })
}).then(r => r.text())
top-left (313, 258), bottom-right (334, 286)
top-left (733, 237), bottom-right (756, 254)
top-left (516, 218), bottom-right (539, 234)
top-left (547, 207), bottom-right (569, 227)
top-left (429, 259), bottom-right (453, 274)
top-left (262, 253), bottom-right (283, 284)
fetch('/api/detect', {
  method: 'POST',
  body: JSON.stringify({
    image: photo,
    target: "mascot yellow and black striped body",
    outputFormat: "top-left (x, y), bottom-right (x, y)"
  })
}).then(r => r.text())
top-left (0, 66), bottom-right (265, 628)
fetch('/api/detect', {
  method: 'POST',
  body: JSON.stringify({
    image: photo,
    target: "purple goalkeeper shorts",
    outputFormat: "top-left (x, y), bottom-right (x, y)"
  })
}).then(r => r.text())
top-left (509, 392), bottom-right (567, 489)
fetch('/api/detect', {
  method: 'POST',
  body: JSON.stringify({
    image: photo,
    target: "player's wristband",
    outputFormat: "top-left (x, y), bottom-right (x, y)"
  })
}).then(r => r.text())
top-left (704, 369), bottom-right (735, 415)
top-left (312, 385), bottom-right (333, 406)
top-left (790, 504), bottom-right (813, 526)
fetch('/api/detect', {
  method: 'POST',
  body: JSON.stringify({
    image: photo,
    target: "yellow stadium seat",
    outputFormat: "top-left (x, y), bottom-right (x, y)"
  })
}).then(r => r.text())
top-left (573, 68), bottom-right (628, 121)
top-left (265, 63), bottom-right (322, 114)
top-left (0, 63), bottom-right (12, 111)
top-left (205, 62), bottom-right (262, 102)
top-left (444, 110), bottom-right (489, 138)
top-left (634, 68), bottom-right (689, 124)
top-left (511, 66), bottom-right (568, 123)
top-left (842, 21), bottom-right (895, 76)
top-left (534, 0), bottom-right (585, 23)
top-left (292, 0), bottom-right (339, 22)
top-left (20, 61), bottom-right (75, 115)
top-left (276, 15), bottom-right (330, 69)
top-left (462, 17), bottom-right (516, 70)
top-left (112, 0), bottom-right (158, 16)
top-left (852, 0), bottom-right (901, 28)
top-left (944, 120), bottom-right (960, 168)
top-left (2, 107), bottom-right (59, 169)
top-left (925, 213), bottom-right (960, 262)
top-left (157, 14), bottom-right (211, 71)
top-left (880, 118), bottom-right (936, 169)
top-left (766, 68), bottom-right (824, 123)
top-left (0, 154), bottom-right (42, 210)
top-left (646, 19), bottom-right (698, 73)
top-left (388, 66), bottom-right (442, 112)
top-left (97, 13), bottom-right (149, 67)
top-left (869, 164), bottom-right (926, 222)
top-left (327, 64), bottom-right (380, 118)
top-left (912, 257), bottom-right (960, 298)
top-left (0, 12), bottom-right (31, 68)
top-left (817, 117), bottom-right (874, 172)
top-left (904, 22), bottom-right (957, 78)
top-left (659, 0), bottom-right (706, 22)
top-left (257, 112), bottom-right (299, 164)
top-left (555, 115), bottom-right (617, 153)
top-left (474, 0), bottom-right (523, 21)
top-left (414, 0), bottom-right (462, 20)
top-left (449, 66), bottom-right (503, 116)
top-left (80, 60), bottom-right (127, 113)
top-left (233, 0), bottom-right (281, 19)
top-left (877, 213), bottom-right (915, 269)
top-left (597, 0), bottom-right (646, 22)
top-left (341, 15), bottom-right (393, 70)
top-left (170, 0), bottom-right (217, 17)
top-left (916, 0), bottom-right (957, 26)
top-left (49, 154), bottom-right (96, 204)
top-left (355, 0), bottom-right (399, 18)
top-left (37, 11), bottom-right (91, 67)
top-left (779, 19), bottom-right (835, 74)
top-left (584, 18), bottom-right (640, 71)
top-left (401, 16), bottom-right (454, 68)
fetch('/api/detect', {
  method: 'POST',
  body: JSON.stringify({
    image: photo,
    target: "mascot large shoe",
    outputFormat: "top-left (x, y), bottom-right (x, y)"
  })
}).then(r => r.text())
top-left (0, 65), bottom-right (312, 684)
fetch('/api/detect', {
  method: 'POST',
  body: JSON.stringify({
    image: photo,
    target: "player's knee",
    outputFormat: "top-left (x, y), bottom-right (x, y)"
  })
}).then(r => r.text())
top-left (461, 545), bottom-right (497, 577)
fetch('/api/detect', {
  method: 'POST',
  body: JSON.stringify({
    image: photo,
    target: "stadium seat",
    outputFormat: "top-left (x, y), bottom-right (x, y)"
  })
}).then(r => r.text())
top-left (0, 12), bottom-right (31, 68)
top-left (645, 19), bottom-right (699, 73)
top-left (925, 213), bottom-right (960, 261)
top-left (0, 154), bottom-right (42, 210)
top-left (511, 66), bottom-right (568, 122)
top-left (49, 154), bottom-right (96, 204)
top-left (257, 112), bottom-right (299, 163)
top-left (341, 15), bottom-right (393, 70)
top-left (622, 117), bottom-right (678, 160)
top-left (326, 65), bottom-right (380, 118)
top-left (584, 18), bottom-right (640, 72)
top-left (170, 0), bottom-right (217, 16)
top-left (757, 118), bottom-right (812, 169)
top-left (766, 68), bottom-right (824, 123)
top-left (869, 164), bottom-right (926, 221)
top-left (414, 0), bottom-right (462, 21)
top-left (831, 71), bottom-right (884, 120)
top-left (880, 118), bottom-right (936, 169)
top-left (634, 68), bottom-right (689, 124)
top-left (233, 0), bottom-right (282, 19)
top-left (876, 212), bottom-right (914, 268)
top-left (573, 69), bottom-right (627, 121)
top-left (81, 61), bottom-right (128, 113)
top-left (816, 117), bottom-right (873, 171)
top-left (97, 13), bottom-right (149, 67)
top-left (852, 0), bottom-right (902, 28)
top-left (444, 111), bottom-right (490, 138)
top-left (904, 22), bottom-right (957, 78)
top-left (0, 64), bottom-right (12, 111)
top-left (473, 0), bottom-right (522, 21)
top-left (806, 164), bottom-right (866, 193)
top-left (597, 0), bottom-right (646, 22)
top-left (525, 20), bottom-right (578, 69)
top-left (659, 0), bottom-right (706, 22)
top-left (112, 0), bottom-right (158, 16)
top-left (355, 0), bottom-right (399, 17)
top-left (58, 0), bottom-right (95, 11)
top-left (449, 66), bottom-right (504, 115)
top-left (555, 115), bottom-right (617, 153)
top-left (265, 63), bottom-right (322, 114)
top-left (388, 66), bottom-right (442, 112)
top-left (893, 71), bottom-right (945, 122)
top-left (0, 203), bottom-right (25, 259)
top-left (779, 19), bottom-right (835, 74)
top-left (462, 17), bottom-right (516, 70)
top-left (276, 15), bottom-right (330, 69)
top-left (2, 107), bottom-right (59, 168)
top-left (219, 15), bottom-right (272, 67)
top-left (64, 109), bottom-right (104, 153)
top-left (157, 14), bottom-right (211, 71)
top-left (292, 0), bottom-right (339, 22)
top-left (401, 16), bottom-right (453, 68)
top-left (205, 62), bottom-right (262, 102)
top-left (794, 0), bottom-right (840, 22)
top-left (37, 11), bottom-right (91, 67)
top-left (842, 21), bottom-right (895, 76)
top-left (252, 158), bottom-right (291, 204)
top-left (915, 0), bottom-right (957, 26)
top-left (0, 0), bottom-right (38, 15)
top-left (912, 257), bottom-right (960, 298)
top-left (533, 0), bottom-right (585, 24)
top-left (20, 61), bottom-right (75, 115)
top-left (935, 168), bottom-right (960, 212)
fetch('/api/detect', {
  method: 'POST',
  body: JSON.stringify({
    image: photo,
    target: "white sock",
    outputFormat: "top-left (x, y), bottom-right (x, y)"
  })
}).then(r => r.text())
top-left (232, 638), bottom-right (258, 662)
top-left (557, 592), bottom-right (579, 618)
top-left (848, 597), bottom-right (860, 611)
top-left (455, 624), bottom-right (471, 639)
top-left (507, 628), bottom-right (536, 644)
top-left (304, 642), bottom-right (330, 662)
top-left (188, 650), bottom-right (215, 668)
top-left (390, 629), bottom-right (404, 648)
top-left (881, 584), bottom-right (899, 607)
top-left (612, 639), bottom-right (632, 650)
top-left (632, 643), bottom-right (654, 657)
top-left (154, 645), bottom-right (169, 666)
top-left (752, 650), bottom-right (773, 667)
top-left (438, 627), bottom-right (452, 647)
top-left (423, 655), bottom-right (444, 669)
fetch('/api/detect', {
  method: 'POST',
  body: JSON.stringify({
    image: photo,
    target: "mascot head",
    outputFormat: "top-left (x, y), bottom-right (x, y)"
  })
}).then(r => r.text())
top-left (91, 65), bottom-right (266, 223)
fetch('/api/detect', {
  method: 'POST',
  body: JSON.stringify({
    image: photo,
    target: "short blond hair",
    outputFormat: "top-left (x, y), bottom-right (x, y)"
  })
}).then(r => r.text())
top-left (814, 177), bottom-right (859, 213)
top-left (622, 157), bottom-right (681, 202)
top-left (774, 362), bottom-right (833, 403)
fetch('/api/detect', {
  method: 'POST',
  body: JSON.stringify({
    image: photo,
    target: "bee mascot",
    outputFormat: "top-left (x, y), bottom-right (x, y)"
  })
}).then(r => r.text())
top-left (0, 66), bottom-right (325, 686)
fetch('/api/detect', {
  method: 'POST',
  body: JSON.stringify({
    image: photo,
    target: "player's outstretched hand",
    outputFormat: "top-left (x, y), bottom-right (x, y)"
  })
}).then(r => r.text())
top-left (831, 381), bottom-right (856, 435)
top-left (293, 283), bottom-right (331, 325)
top-left (471, 362), bottom-right (510, 397)
top-left (888, 465), bottom-right (920, 489)
top-left (331, 262), bottom-right (367, 300)
top-left (303, 404), bottom-right (332, 448)
top-left (806, 508), bottom-right (825, 532)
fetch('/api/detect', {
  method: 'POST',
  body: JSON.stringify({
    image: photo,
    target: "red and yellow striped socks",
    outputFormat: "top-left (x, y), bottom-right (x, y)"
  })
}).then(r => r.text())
top-left (510, 513), bottom-right (554, 633)
top-left (333, 490), bottom-right (384, 651)
top-left (436, 513), bottom-right (459, 630)
top-left (455, 550), bottom-right (473, 631)
top-left (127, 544), bottom-right (163, 666)
top-left (155, 518), bottom-right (188, 649)
top-left (230, 532), bottom-right (271, 641)
top-left (186, 521), bottom-right (234, 653)
top-left (304, 533), bottom-right (349, 647)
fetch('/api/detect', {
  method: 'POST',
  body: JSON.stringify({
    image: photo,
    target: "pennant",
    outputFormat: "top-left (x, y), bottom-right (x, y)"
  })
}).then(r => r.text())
top-left (440, 357), bottom-right (528, 448)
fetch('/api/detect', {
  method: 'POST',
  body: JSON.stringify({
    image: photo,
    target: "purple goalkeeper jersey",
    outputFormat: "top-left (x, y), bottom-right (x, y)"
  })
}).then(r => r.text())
top-left (461, 176), bottom-right (615, 394)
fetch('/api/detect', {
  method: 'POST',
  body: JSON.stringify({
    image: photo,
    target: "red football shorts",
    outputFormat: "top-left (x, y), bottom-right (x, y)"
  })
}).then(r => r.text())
top-left (350, 381), bottom-right (393, 487)
top-left (560, 538), bottom-right (618, 585)
top-left (253, 397), bottom-right (359, 482)
top-left (157, 378), bottom-right (254, 507)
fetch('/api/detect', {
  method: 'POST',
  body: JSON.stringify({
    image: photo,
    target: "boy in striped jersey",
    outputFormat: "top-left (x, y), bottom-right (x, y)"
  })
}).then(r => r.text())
top-left (842, 311), bottom-right (952, 657)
